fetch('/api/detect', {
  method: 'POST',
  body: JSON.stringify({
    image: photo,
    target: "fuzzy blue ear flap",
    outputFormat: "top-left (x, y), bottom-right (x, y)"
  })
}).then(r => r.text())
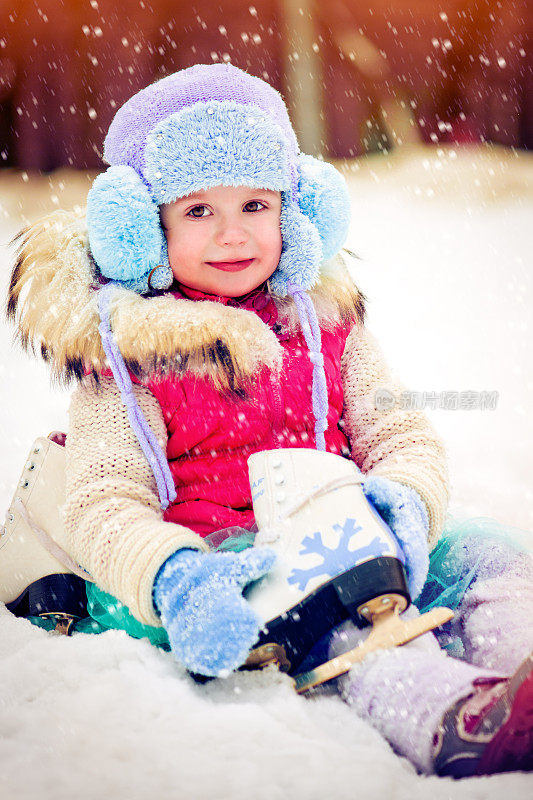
top-left (268, 199), bottom-right (323, 296)
top-left (86, 165), bottom-right (173, 292)
top-left (297, 154), bottom-right (351, 261)
top-left (268, 156), bottom-right (351, 296)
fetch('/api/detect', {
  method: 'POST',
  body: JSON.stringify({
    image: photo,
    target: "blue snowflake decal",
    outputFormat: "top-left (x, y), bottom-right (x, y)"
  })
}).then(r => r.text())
top-left (287, 517), bottom-right (393, 592)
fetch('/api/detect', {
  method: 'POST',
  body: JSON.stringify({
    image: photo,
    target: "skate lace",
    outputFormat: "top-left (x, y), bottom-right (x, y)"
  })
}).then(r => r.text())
top-left (280, 474), bottom-right (363, 521)
top-left (12, 497), bottom-right (94, 581)
top-left (254, 475), bottom-right (362, 546)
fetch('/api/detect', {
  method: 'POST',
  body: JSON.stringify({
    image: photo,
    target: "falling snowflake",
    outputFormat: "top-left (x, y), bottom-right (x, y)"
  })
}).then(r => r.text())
top-left (287, 518), bottom-right (394, 592)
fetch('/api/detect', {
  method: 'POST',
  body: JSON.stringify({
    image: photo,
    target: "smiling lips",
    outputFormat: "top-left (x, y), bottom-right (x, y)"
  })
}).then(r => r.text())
top-left (206, 258), bottom-right (255, 272)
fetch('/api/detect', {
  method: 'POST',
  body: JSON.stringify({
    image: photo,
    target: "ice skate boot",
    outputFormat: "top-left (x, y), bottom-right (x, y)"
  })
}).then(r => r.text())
top-left (0, 434), bottom-right (88, 633)
top-left (243, 448), bottom-right (452, 692)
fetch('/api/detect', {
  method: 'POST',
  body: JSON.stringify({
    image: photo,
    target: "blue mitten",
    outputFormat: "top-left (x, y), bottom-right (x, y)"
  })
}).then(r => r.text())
top-left (153, 547), bottom-right (276, 677)
top-left (362, 476), bottom-right (430, 600)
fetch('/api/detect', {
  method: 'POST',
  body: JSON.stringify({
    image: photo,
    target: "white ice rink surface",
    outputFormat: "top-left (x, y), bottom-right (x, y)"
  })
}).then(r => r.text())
top-left (0, 146), bottom-right (531, 799)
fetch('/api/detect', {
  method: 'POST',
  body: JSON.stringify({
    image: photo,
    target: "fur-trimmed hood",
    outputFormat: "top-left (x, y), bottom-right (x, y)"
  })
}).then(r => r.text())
top-left (7, 210), bottom-right (365, 393)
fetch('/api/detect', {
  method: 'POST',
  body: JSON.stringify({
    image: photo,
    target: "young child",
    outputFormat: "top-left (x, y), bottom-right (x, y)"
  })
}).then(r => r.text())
top-left (7, 63), bottom-right (533, 778)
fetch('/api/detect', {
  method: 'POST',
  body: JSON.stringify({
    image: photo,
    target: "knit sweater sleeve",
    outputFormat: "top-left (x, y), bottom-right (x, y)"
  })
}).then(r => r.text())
top-left (340, 325), bottom-right (449, 547)
top-left (63, 376), bottom-right (209, 626)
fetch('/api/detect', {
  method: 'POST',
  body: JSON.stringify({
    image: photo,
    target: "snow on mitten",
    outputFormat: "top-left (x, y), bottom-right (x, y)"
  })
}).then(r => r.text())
top-left (362, 476), bottom-right (430, 601)
top-left (153, 547), bottom-right (276, 677)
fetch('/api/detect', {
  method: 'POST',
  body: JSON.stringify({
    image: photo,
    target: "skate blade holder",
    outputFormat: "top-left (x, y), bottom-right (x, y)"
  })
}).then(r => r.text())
top-left (241, 643), bottom-right (292, 674)
top-left (293, 594), bottom-right (454, 694)
top-left (244, 595), bottom-right (453, 694)
top-left (36, 611), bottom-right (80, 636)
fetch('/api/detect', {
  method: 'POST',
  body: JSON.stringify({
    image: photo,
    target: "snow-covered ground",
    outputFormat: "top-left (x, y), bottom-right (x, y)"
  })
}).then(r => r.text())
top-left (0, 146), bottom-right (532, 799)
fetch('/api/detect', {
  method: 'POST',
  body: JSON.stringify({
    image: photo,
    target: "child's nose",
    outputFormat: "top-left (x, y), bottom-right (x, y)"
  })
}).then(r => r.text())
top-left (215, 217), bottom-right (248, 248)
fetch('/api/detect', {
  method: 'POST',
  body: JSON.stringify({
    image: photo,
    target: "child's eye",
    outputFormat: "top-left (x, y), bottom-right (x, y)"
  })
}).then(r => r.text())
top-left (187, 205), bottom-right (211, 218)
top-left (243, 200), bottom-right (266, 213)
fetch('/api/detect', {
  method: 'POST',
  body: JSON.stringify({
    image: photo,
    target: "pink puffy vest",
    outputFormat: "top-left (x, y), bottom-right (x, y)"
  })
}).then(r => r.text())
top-left (145, 286), bottom-right (353, 537)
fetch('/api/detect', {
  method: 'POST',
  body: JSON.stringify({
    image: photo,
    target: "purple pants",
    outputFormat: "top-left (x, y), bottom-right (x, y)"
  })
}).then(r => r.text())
top-left (328, 537), bottom-right (533, 773)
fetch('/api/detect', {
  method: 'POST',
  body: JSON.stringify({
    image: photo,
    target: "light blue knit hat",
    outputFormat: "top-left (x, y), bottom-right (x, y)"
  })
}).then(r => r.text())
top-left (87, 63), bottom-right (350, 295)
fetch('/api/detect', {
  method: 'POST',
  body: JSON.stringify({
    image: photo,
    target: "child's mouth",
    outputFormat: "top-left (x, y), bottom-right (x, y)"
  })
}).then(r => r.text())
top-left (206, 258), bottom-right (255, 272)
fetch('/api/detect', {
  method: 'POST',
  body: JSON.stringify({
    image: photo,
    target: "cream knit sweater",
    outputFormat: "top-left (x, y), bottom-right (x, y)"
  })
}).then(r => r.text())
top-left (64, 378), bottom-right (210, 627)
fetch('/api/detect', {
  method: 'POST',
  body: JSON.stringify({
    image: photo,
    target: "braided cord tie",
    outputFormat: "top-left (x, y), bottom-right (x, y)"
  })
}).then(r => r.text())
top-left (287, 282), bottom-right (329, 451)
top-left (97, 284), bottom-right (176, 509)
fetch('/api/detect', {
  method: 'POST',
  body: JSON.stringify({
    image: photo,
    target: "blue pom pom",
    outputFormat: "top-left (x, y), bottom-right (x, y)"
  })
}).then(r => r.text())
top-left (297, 155), bottom-right (351, 261)
top-left (87, 165), bottom-right (164, 283)
top-left (149, 264), bottom-right (174, 290)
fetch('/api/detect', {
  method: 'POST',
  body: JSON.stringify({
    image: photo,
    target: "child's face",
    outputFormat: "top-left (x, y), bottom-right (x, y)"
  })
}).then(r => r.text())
top-left (160, 185), bottom-right (282, 297)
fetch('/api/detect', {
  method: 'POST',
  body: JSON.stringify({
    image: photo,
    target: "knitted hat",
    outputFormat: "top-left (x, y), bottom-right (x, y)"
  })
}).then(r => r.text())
top-left (87, 63), bottom-right (350, 295)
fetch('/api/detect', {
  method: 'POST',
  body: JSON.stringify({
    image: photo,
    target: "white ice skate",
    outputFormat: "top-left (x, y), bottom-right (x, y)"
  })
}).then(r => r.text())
top-left (0, 434), bottom-right (89, 633)
top-left (244, 448), bottom-right (453, 692)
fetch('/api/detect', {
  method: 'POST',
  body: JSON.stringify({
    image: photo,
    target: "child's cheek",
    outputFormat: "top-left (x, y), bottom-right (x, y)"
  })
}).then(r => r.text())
top-left (165, 232), bottom-right (183, 273)
top-left (269, 226), bottom-right (283, 264)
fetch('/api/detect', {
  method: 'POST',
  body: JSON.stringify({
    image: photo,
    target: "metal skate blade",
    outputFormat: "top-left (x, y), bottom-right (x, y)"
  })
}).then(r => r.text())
top-left (294, 605), bottom-right (454, 694)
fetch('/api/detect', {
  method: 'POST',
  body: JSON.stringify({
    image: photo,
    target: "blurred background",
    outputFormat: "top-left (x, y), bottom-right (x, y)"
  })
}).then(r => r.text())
top-left (0, 0), bottom-right (530, 170)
